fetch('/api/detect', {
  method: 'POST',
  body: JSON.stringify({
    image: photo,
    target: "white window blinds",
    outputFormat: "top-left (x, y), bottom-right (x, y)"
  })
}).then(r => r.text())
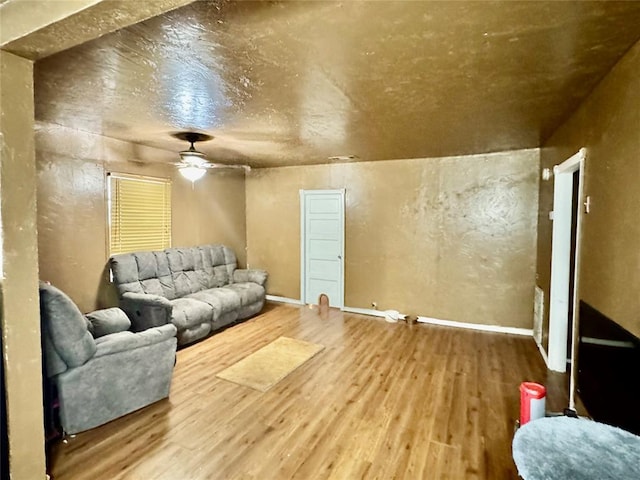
top-left (108, 174), bottom-right (172, 255)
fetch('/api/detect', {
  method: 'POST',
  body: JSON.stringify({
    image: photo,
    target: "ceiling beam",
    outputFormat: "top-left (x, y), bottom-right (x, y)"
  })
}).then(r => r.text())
top-left (0, 0), bottom-right (195, 60)
top-left (0, 0), bottom-right (103, 46)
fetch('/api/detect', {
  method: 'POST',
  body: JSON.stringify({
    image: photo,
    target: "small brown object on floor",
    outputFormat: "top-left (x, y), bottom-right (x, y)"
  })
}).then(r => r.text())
top-left (318, 293), bottom-right (330, 319)
top-left (405, 315), bottom-right (418, 325)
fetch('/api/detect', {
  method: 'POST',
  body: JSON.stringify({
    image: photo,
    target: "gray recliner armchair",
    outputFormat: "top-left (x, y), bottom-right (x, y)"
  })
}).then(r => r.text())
top-left (39, 282), bottom-right (177, 434)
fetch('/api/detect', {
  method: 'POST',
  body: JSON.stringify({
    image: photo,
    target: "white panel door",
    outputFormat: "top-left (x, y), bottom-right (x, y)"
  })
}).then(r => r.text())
top-left (301, 189), bottom-right (345, 308)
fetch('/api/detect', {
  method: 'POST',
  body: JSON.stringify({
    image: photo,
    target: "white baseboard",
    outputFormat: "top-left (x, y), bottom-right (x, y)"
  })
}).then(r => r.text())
top-left (341, 306), bottom-right (387, 318)
top-left (266, 296), bottom-right (533, 337)
top-left (265, 295), bottom-right (304, 305)
top-left (536, 341), bottom-right (549, 367)
top-left (416, 316), bottom-right (533, 336)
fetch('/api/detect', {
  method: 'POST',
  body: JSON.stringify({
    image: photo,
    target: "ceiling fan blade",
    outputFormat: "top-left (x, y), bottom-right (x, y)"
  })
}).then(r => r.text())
top-left (202, 163), bottom-right (251, 172)
top-left (170, 132), bottom-right (250, 173)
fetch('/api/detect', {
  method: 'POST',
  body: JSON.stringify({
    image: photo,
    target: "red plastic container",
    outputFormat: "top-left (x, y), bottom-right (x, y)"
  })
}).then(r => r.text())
top-left (519, 382), bottom-right (546, 426)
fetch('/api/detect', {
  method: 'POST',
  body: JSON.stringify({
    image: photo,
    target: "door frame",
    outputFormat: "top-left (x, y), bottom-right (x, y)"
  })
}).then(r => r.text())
top-left (548, 148), bottom-right (586, 378)
top-left (299, 189), bottom-right (346, 308)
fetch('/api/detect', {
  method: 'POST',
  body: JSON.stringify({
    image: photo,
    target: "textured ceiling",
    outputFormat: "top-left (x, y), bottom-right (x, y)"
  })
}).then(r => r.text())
top-left (34, 1), bottom-right (640, 168)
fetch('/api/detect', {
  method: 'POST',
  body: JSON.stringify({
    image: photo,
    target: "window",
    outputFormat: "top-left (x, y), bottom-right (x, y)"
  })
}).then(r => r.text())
top-left (108, 174), bottom-right (171, 255)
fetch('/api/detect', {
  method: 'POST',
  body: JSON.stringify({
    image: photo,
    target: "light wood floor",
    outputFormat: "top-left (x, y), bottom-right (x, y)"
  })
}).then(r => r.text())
top-left (49, 302), bottom-right (569, 479)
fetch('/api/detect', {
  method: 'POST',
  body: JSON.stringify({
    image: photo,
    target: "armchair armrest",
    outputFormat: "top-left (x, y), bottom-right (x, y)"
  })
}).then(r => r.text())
top-left (85, 307), bottom-right (131, 338)
top-left (94, 324), bottom-right (177, 358)
top-left (233, 268), bottom-right (268, 287)
top-left (120, 292), bottom-right (172, 332)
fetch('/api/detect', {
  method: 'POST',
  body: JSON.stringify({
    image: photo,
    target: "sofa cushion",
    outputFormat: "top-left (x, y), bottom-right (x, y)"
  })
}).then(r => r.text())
top-left (187, 287), bottom-right (242, 318)
top-left (169, 297), bottom-right (213, 330)
top-left (198, 245), bottom-right (235, 286)
top-left (136, 251), bottom-right (160, 279)
top-left (192, 249), bottom-right (212, 290)
top-left (167, 247), bottom-right (208, 296)
top-left (136, 251), bottom-right (174, 298)
top-left (202, 244), bottom-right (225, 267)
top-left (85, 308), bottom-right (131, 338)
top-left (197, 248), bottom-right (216, 288)
top-left (225, 283), bottom-right (266, 307)
top-left (222, 246), bottom-right (237, 281)
top-left (110, 251), bottom-right (176, 299)
top-left (212, 265), bottom-right (229, 287)
top-left (198, 245), bottom-right (230, 288)
top-left (166, 247), bottom-right (194, 271)
top-left (110, 254), bottom-right (145, 295)
top-left (144, 252), bottom-right (175, 297)
top-left (233, 269), bottom-right (268, 286)
top-left (173, 271), bottom-right (202, 297)
top-left (178, 323), bottom-right (212, 345)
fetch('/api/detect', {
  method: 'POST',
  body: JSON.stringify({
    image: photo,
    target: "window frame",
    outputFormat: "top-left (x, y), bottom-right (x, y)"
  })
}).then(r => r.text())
top-left (106, 172), bottom-right (172, 257)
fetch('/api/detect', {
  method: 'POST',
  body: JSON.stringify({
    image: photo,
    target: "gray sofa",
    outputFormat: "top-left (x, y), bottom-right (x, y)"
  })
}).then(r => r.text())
top-left (109, 244), bottom-right (267, 345)
top-left (40, 282), bottom-right (177, 434)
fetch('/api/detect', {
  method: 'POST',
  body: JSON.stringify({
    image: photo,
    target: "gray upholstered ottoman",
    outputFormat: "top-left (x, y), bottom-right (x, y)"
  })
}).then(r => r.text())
top-left (512, 416), bottom-right (640, 479)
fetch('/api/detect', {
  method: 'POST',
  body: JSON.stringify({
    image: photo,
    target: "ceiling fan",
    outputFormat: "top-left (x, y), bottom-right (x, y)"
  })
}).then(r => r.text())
top-left (172, 132), bottom-right (250, 181)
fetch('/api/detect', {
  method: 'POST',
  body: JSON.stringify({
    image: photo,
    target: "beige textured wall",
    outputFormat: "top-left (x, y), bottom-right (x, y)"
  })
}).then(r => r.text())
top-left (247, 149), bottom-right (539, 329)
top-left (536, 39), bottom-right (640, 342)
top-left (1, 3), bottom-right (208, 479)
top-left (0, 51), bottom-right (46, 480)
top-left (36, 123), bottom-right (246, 313)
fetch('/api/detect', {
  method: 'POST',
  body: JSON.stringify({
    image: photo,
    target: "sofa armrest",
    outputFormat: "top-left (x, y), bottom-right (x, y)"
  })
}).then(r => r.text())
top-left (94, 324), bottom-right (177, 358)
top-left (120, 292), bottom-right (172, 332)
top-left (233, 268), bottom-right (268, 287)
top-left (85, 307), bottom-right (131, 338)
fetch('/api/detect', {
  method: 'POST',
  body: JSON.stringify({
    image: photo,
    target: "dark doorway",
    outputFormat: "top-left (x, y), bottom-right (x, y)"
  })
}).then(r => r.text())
top-left (566, 169), bottom-right (580, 364)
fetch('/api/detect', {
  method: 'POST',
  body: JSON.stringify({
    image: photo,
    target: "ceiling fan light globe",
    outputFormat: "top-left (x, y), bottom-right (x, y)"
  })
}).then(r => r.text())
top-left (179, 150), bottom-right (207, 166)
top-left (179, 166), bottom-right (206, 182)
